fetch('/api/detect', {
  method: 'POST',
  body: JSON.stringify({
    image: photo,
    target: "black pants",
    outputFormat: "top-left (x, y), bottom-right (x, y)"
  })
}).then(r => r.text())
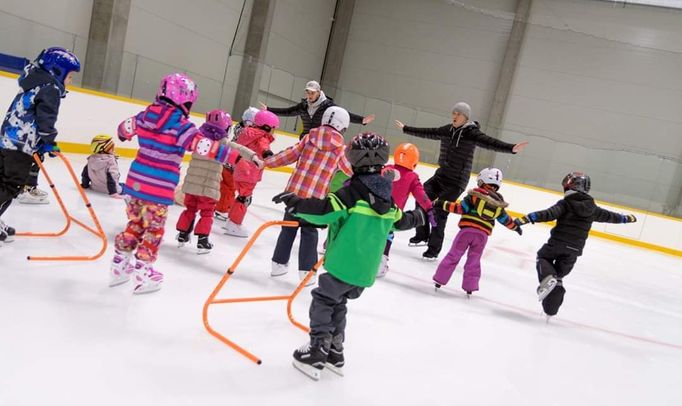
top-left (0, 149), bottom-right (35, 213)
top-left (309, 272), bottom-right (364, 348)
top-left (271, 212), bottom-right (319, 271)
top-left (536, 243), bottom-right (579, 316)
top-left (26, 155), bottom-right (42, 187)
top-left (413, 172), bottom-right (465, 254)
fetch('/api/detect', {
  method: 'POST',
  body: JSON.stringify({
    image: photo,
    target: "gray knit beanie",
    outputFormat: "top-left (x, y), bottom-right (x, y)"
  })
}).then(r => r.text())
top-left (452, 102), bottom-right (471, 118)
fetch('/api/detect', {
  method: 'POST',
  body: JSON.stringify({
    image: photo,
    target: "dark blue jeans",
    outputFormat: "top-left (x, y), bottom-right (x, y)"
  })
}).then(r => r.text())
top-left (271, 212), bottom-right (319, 271)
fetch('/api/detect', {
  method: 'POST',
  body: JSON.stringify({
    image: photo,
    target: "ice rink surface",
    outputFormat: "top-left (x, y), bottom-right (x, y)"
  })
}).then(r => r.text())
top-left (1, 154), bottom-right (681, 406)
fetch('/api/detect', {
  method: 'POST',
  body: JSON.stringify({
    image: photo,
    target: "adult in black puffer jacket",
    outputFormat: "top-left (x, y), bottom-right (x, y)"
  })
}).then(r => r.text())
top-left (514, 172), bottom-right (637, 316)
top-left (395, 102), bottom-right (528, 259)
top-left (262, 81), bottom-right (374, 140)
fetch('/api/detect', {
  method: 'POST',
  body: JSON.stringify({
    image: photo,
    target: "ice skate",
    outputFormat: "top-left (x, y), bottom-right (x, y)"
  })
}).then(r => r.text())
top-left (0, 220), bottom-right (15, 243)
top-left (325, 336), bottom-right (344, 376)
top-left (196, 235), bottom-right (213, 255)
top-left (376, 255), bottom-right (389, 278)
top-left (214, 211), bottom-right (228, 221)
top-left (422, 249), bottom-right (438, 261)
top-left (537, 275), bottom-right (558, 301)
top-left (222, 219), bottom-right (249, 238)
top-left (408, 236), bottom-right (428, 247)
top-left (132, 261), bottom-right (164, 294)
top-left (17, 186), bottom-right (49, 204)
top-left (466, 291), bottom-right (472, 299)
top-left (270, 261), bottom-right (288, 277)
top-left (299, 270), bottom-right (317, 287)
top-left (109, 251), bottom-right (134, 287)
top-left (292, 341), bottom-right (329, 381)
top-left (176, 231), bottom-right (190, 247)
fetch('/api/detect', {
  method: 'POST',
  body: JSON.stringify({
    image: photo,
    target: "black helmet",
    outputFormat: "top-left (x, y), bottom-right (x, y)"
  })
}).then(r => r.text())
top-left (562, 172), bottom-right (591, 193)
top-left (346, 132), bottom-right (389, 174)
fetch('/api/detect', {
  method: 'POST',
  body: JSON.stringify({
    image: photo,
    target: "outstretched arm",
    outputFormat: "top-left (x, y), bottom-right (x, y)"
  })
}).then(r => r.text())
top-left (264, 139), bottom-right (305, 168)
top-left (396, 121), bottom-right (450, 141)
top-left (516, 201), bottom-right (567, 225)
top-left (265, 101), bottom-right (304, 116)
top-left (594, 207), bottom-right (637, 224)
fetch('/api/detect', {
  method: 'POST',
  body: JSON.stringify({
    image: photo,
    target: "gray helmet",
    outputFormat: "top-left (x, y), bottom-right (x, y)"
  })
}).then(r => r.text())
top-left (562, 172), bottom-right (591, 193)
top-left (346, 132), bottom-right (389, 174)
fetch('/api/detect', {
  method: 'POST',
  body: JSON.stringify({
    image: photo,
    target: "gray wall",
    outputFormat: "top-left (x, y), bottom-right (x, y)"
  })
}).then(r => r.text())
top-left (492, 0), bottom-right (682, 215)
top-left (257, 0), bottom-right (336, 133)
top-left (0, 0), bottom-right (92, 85)
top-left (333, 0), bottom-right (517, 162)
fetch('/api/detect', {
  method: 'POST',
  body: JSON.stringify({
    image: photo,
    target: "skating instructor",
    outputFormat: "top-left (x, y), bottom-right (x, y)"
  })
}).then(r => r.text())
top-left (395, 102), bottom-right (528, 260)
top-left (260, 80), bottom-right (375, 140)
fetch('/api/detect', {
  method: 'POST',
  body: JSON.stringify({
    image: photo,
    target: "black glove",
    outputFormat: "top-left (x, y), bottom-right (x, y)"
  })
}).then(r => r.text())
top-left (432, 198), bottom-right (443, 209)
top-left (514, 216), bottom-right (531, 227)
top-left (272, 191), bottom-right (300, 207)
top-left (622, 214), bottom-right (637, 223)
top-left (514, 225), bottom-right (523, 236)
top-left (262, 150), bottom-right (274, 159)
top-left (413, 206), bottom-right (427, 227)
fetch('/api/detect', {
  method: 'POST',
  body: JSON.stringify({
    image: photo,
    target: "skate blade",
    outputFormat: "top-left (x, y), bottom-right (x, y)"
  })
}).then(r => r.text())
top-left (133, 284), bottom-right (162, 295)
top-left (537, 280), bottom-right (558, 301)
top-left (196, 248), bottom-right (211, 255)
top-left (108, 277), bottom-right (131, 287)
top-left (324, 363), bottom-right (344, 377)
top-left (408, 242), bottom-right (428, 247)
top-left (293, 360), bottom-right (322, 381)
top-left (422, 257), bottom-right (438, 262)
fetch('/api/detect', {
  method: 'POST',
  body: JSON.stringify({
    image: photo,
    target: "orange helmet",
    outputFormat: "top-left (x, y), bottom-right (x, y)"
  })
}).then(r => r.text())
top-left (393, 143), bottom-right (420, 170)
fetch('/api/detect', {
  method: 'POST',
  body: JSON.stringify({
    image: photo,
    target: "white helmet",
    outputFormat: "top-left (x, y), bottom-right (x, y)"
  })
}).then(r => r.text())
top-left (242, 107), bottom-right (260, 126)
top-left (477, 167), bottom-right (503, 188)
top-left (322, 106), bottom-right (350, 133)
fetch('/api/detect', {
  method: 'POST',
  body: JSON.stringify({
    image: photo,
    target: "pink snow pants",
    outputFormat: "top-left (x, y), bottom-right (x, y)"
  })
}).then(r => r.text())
top-left (433, 227), bottom-right (489, 292)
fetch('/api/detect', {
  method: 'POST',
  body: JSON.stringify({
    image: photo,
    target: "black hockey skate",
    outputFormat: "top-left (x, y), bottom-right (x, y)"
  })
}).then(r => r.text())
top-left (292, 341), bottom-right (329, 381)
top-left (434, 282), bottom-right (442, 292)
top-left (176, 231), bottom-right (190, 247)
top-left (408, 236), bottom-right (428, 247)
top-left (197, 235), bottom-right (213, 255)
top-left (0, 220), bottom-right (15, 243)
top-left (325, 336), bottom-right (345, 376)
top-left (422, 249), bottom-right (438, 261)
top-left (537, 275), bottom-right (558, 301)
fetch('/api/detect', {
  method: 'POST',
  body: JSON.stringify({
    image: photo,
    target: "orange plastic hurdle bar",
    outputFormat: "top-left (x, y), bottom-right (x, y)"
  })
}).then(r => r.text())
top-left (203, 220), bottom-right (323, 365)
top-left (16, 152), bottom-right (108, 261)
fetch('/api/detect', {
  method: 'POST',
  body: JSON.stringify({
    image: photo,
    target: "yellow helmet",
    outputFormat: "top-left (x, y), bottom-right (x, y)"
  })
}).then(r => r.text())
top-left (91, 134), bottom-right (114, 154)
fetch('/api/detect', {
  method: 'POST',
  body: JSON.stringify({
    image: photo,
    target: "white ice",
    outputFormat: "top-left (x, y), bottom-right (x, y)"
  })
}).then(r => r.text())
top-left (1, 154), bottom-right (681, 406)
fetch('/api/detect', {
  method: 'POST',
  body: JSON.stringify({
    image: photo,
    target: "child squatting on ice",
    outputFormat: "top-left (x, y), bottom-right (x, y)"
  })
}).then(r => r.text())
top-left (108, 73), bottom-right (261, 294)
top-left (432, 168), bottom-right (522, 296)
top-left (81, 134), bottom-right (123, 197)
top-left (272, 132), bottom-right (427, 381)
top-left (0, 47), bottom-right (81, 244)
top-left (514, 172), bottom-right (637, 317)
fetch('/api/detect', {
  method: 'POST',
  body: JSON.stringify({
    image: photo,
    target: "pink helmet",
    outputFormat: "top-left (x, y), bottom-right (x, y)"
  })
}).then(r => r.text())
top-left (206, 109), bottom-right (232, 130)
top-left (254, 110), bottom-right (279, 129)
top-left (156, 73), bottom-right (199, 114)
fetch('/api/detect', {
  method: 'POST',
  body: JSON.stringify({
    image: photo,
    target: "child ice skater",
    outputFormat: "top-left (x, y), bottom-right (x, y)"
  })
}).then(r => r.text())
top-left (378, 142), bottom-right (435, 277)
top-left (109, 73), bottom-right (261, 294)
top-left (80, 134), bottom-right (122, 197)
top-left (214, 106), bottom-right (259, 221)
top-left (222, 110), bottom-right (278, 237)
top-left (514, 172), bottom-right (637, 317)
top-left (0, 47), bottom-right (81, 243)
top-left (265, 106), bottom-right (354, 286)
top-left (432, 168), bottom-right (522, 296)
top-left (273, 132), bottom-right (426, 380)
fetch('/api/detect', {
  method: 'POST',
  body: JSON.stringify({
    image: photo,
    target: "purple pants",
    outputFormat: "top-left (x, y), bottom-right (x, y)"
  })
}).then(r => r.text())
top-left (433, 227), bottom-right (489, 292)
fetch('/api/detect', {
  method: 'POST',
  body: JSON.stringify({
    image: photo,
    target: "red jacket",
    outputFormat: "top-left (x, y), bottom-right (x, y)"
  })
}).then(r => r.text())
top-left (233, 127), bottom-right (274, 183)
top-left (264, 125), bottom-right (352, 199)
top-left (387, 164), bottom-right (432, 211)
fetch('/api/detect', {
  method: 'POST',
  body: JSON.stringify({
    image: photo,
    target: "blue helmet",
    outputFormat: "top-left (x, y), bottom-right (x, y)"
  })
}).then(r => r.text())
top-left (36, 47), bottom-right (81, 84)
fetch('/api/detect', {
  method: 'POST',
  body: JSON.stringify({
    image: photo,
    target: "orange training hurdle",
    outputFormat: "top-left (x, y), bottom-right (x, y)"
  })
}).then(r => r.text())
top-left (202, 220), bottom-right (323, 365)
top-left (16, 152), bottom-right (107, 261)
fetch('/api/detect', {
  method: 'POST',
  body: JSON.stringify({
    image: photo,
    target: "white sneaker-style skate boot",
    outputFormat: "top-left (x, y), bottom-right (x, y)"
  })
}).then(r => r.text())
top-left (271, 261), bottom-right (289, 277)
top-left (376, 255), bottom-right (389, 278)
top-left (109, 250), bottom-right (135, 287)
top-left (299, 270), bottom-right (317, 287)
top-left (17, 186), bottom-right (49, 204)
top-left (537, 275), bottom-right (558, 301)
top-left (0, 219), bottom-right (16, 243)
top-left (132, 261), bottom-right (164, 294)
top-left (222, 219), bottom-right (249, 238)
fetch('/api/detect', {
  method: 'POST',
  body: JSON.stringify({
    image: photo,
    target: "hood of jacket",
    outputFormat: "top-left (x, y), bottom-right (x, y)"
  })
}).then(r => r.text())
top-left (307, 125), bottom-right (346, 152)
top-left (19, 64), bottom-right (64, 96)
top-left (87, 153), bottom-right (116, 171)
top-left (468, 187), bottom-right (508, 208)
top-left (307, 91), bottom-right (328, 117)
top-left (564, 190), bottom-right (597, 217)
top-left (237, 126), bottom-right (274, 148)
top-left (353, 172), bottom-right (393, 215)
top-left (199, 122), bottom-right (227, 141)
